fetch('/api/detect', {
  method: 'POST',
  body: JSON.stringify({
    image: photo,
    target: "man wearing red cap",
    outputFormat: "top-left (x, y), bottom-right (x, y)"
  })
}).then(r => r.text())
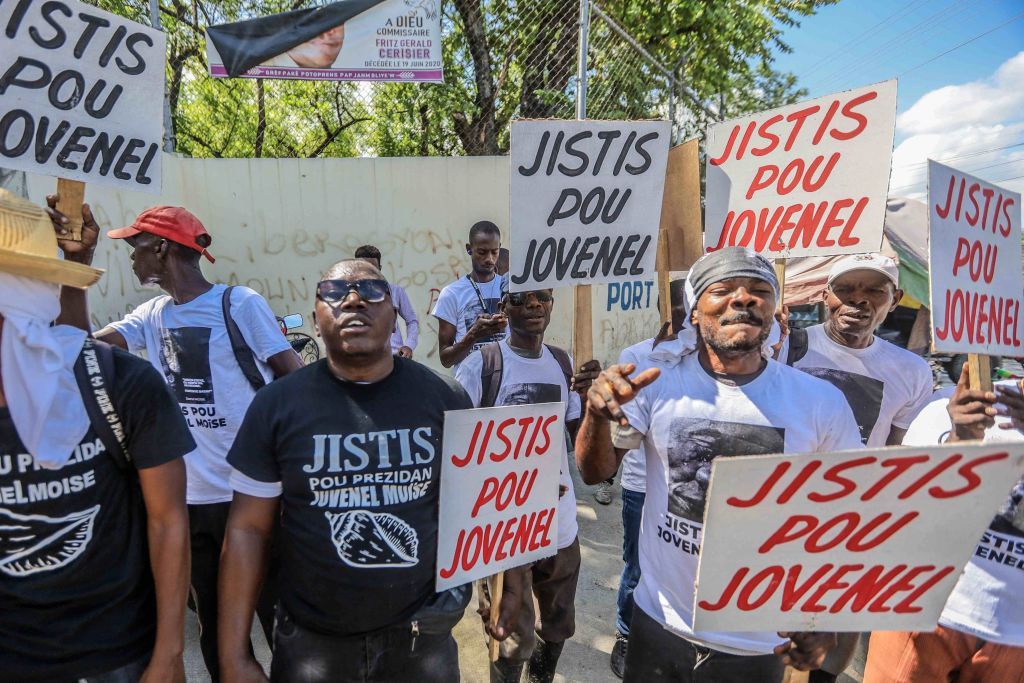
top-left (50, 199), bottom-right (303, 681)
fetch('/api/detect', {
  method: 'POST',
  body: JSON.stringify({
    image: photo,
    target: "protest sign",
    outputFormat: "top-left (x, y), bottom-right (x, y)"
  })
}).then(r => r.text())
top-left (704, 80), bottom-right (896, 258)
top-left (206, 0), bottom-right (443, 83)
top-left (929, 161), bottom-right (1022, 357)
top-left (436, 402), bottom-right (564, 590)
top-left (509, 120), bottom-right (671, 292)
top-left (0, 0), bottom-right (166, 192)
top-left (693, 443), bottom-right (1024, 632)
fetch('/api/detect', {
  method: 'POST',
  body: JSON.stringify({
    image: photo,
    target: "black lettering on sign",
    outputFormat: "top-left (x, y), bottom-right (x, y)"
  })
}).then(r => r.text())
top-left (511, 234), bottom-right (652, 285)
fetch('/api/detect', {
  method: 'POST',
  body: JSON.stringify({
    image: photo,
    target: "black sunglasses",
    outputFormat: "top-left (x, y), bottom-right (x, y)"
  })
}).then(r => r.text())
top-left (507, 291), bottom-right (553, 307)
top-left (317, 279), bottom-right (390, 304)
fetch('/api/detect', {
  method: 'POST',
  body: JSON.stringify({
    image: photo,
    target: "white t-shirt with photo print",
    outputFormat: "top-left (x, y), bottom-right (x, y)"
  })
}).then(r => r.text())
top-left (110, 284), bottom-right (291, 504)
top-left (903, 384), bottom-right (1024, 647)
top-left (456, 341), bottom-right (581, 549)
top-left (433, 275), bottom-right (507, 371)
top-left (782, 324), bottom-right (933, 447)
top-left (613, 353), bottom-right (861, 655)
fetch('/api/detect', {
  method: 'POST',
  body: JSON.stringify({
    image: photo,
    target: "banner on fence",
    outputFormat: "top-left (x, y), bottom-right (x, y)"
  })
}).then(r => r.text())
top-left (206, 0), bottom-right (443, 83)
top-left (436, 402), bottom-right (564, 590)
top-left (929, 161), bottom-right (1022, 356)
top-left (509, 120), bottom-right (671, 291)
top-left (0, 0), bottom-right (166, 191)
top-left (693, 443), bottom-right (1024, 632)
top-left (703, 80), bottom-right (897, 258)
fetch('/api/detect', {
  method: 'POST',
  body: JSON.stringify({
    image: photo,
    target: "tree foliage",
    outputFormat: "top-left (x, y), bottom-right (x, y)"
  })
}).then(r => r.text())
top-left (87, 0), bottom-right (837, 158)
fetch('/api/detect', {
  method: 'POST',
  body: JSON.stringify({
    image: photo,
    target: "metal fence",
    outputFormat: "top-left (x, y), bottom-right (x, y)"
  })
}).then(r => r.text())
top-left (90, 0), bottom-right (711, 159)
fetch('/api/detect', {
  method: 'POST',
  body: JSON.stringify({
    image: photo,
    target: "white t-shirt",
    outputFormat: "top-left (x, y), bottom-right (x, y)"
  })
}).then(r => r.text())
top-left (903, 384), bottom-right (1024, 647)
top-left (455, 341), bottom-right (581, 549)
top-left (617, 338), bottom-right (657, 494)
top-left (613, 353), bottom-right (861, 655)
top-left (111, 284), bottom-right (291, 504)
top-left (783, 324), bottom-right (933, 447)
top-left (433, 275), bottom-right (507, 371)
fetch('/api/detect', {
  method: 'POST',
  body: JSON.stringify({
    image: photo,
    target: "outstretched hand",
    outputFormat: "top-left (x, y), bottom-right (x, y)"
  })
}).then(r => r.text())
top-left (45, 194), bottom-right (100, 265)
top-left (586, 363), bottom-right (660, 427)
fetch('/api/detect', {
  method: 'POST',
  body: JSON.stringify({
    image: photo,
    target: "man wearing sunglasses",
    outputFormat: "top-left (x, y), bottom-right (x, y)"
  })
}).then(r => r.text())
top-left (220, 259), bottom-right (524, 682)
top-left (456, 285), bottom-right (601, 683)
top-left (48, 200), bottom-right (303, 680)
top-left (434, 220), bottom-right (508, 370)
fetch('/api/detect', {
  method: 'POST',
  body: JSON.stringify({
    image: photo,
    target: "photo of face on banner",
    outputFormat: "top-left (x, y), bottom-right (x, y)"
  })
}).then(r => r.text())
top-left (263, 24), bottom-right (345, 68)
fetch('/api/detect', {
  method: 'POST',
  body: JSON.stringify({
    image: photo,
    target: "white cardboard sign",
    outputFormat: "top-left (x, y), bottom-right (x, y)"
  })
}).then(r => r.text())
top-left (693, 443), bottom-right (1024, 632)
top-left (436, 402), bottom-right (564, 590)
top-left (509, 120), bottom-right (671, 292)
top-left (703, 80), bottom-right (896, 258)
top-left (0, 0), bottom-right (166, 191)
top-left (929, 160), bottom-right (1023, 355)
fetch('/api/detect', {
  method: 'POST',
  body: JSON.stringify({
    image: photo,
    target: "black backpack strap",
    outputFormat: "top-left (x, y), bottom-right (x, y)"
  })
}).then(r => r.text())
top-left (785, 327), bottom-right (809, 366)
top-left (222, 285), bottom-right (266, 392)
top-left (479, 342), bottom-right (503, 409)
top-left (74, 338), bottom-right (131, 470)
top-left (545, 344), bottom-right (575, 394)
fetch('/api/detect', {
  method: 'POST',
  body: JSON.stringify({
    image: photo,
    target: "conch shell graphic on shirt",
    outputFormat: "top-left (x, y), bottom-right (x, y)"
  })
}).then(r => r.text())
top-left (0, 505), bottom-right (100, 577)
top-left (325, 510), bottom-right (419, 568)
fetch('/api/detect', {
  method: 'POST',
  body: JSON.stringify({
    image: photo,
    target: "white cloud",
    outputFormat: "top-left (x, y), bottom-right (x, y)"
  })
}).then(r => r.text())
top-left (897, 52), bottom-right (1024, 136)
top-left (889, 52), bottom-right (1024, 199)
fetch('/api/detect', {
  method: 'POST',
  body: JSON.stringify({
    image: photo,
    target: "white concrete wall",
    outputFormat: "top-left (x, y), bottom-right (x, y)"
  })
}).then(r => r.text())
top-left (28, 154), bottom-right (660, 372)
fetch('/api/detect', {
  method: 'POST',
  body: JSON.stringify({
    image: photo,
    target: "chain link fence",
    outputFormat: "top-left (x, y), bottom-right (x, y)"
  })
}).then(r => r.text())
top-left (88, 0), bottom-right (708, 159)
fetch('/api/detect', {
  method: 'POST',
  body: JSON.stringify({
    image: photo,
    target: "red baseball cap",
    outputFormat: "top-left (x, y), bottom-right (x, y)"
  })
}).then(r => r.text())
top-left (108, 206), bottom-right (216, 263)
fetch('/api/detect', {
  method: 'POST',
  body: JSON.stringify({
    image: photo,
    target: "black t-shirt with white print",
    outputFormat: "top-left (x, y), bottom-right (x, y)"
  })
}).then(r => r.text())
top-left (0, 349), bottom-right (195, 682)
top-left (227, 357), bottom-right (472, 636)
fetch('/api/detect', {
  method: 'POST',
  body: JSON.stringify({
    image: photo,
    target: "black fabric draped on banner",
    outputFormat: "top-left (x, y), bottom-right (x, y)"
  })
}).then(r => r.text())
top-left (206, 0), bottom-right (384, 77)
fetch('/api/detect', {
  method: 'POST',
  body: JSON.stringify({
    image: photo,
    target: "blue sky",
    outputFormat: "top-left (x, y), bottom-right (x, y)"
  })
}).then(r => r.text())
top-left (772, 0), bottom-right (1024, 197)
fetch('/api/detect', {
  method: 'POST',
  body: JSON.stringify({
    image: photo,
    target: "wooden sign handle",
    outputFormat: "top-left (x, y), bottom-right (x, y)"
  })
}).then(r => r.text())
top-left (774, 259), bottom-right (787, 312)
top-left (487, 571), bottom-right (505, 662)
top-left (574, 286), bottom-right (593, 365)
top-left (968, 354), bottom-right (993, 392)
top-left (55, 178), bottom-right (86, 241)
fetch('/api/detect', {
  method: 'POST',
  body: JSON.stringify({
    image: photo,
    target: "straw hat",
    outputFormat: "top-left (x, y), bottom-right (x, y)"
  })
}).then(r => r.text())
top-left (0, 189), bottom-right (103, 289)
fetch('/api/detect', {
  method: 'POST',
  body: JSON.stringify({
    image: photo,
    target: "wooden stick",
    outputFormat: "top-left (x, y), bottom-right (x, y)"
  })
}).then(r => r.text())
top-left (656, 225), bottom-right (672, 325)
top-left (774, 259), bottom-right (787, 312)
top-left (487, 571), bottom-right (505, 662)
top-left (55, 178), bottom-right (86, 241)
top-left (574, 285), bottom-right (593, 365)
top-left (968, 354), bottom-right (993, 392)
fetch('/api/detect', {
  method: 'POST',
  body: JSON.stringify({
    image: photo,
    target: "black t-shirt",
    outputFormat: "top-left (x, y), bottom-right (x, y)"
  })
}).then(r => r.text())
top-left (0, 348), bottom-right (195, 682)
top-left (228, 357), bottom-right (472, 636)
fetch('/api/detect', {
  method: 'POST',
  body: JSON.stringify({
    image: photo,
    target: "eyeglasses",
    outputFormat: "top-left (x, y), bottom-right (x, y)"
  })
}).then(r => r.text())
top-left (316, 279), bottom-right (390, 304)
top-left (507, 291), bottom-right (553, 307)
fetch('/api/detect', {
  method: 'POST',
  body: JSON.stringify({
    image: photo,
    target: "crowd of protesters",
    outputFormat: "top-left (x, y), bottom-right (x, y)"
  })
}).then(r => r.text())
top-left (0, 189), bottom-right (1021, 683)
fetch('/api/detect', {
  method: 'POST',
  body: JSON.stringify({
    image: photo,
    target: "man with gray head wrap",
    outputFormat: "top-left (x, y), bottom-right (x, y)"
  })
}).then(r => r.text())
top-left (575, 247), bottom-right (862, 683)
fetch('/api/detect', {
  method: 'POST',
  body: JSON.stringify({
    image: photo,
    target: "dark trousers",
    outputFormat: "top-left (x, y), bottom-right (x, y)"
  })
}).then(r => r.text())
top-left (189, 502), bottom-right (276, 681)
top-left (616, 488), bottom-right (645, 636)
top-left (270, 607), bottom-right (460, 683)
top-left (623, 607), bottom-right (785, 683)
top-left (78, 653), bottom-right (150, 683)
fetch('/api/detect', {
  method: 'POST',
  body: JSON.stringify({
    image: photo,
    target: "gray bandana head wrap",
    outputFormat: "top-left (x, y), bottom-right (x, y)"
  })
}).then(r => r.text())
top-left (687, 246), bottom-right (779, 306)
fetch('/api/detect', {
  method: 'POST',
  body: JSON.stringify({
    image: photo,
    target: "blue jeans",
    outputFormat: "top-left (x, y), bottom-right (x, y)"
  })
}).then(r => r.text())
top-left (616, 488), bottom-right (645, 635)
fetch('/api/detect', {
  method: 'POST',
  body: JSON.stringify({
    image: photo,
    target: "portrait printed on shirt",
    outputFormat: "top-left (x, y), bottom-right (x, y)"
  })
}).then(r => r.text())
top-left (992, 477), bottom-right (1024, 539)
top-left (158, 327), bottom-right (215, 405)
top-left (498, 382), bottom-right (560, 407)
top-left (666, 418), bottom-right (785, 523)
top-left (801, 368), bottom-right (883, 445)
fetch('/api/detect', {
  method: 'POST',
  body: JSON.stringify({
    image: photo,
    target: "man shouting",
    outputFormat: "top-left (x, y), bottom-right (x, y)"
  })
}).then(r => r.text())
top-left (576, 247), bottom-right (862, 683)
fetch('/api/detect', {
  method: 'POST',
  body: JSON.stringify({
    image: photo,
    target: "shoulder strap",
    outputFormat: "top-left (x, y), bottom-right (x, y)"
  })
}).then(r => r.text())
top-left (222, 285), bottom-right (266, 392)
top-left (545, 344), bottom-right (574, 394)
top-left (785, 327), bottom-right (809, 366)
top-left (74, 339), bottom-right (131, 470)
top-left (479, 342), bottom-right (503, 409)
